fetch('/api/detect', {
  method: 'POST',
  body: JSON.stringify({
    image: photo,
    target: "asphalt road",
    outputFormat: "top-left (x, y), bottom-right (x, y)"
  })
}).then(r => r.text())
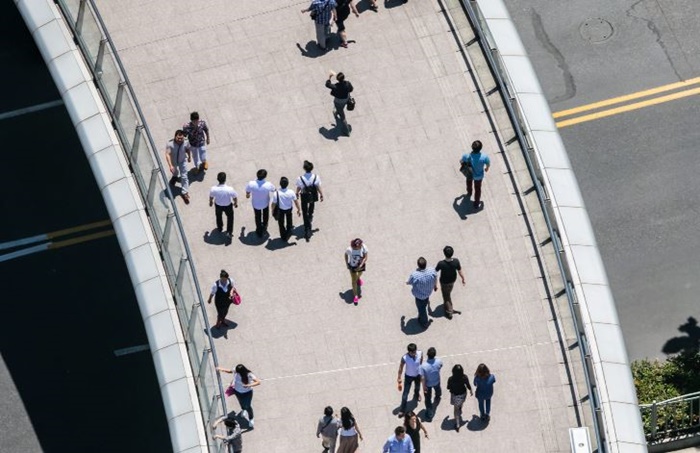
top-left (0, 4), bottom-right (171, 452)
top-left (502, 0), bottom-right (700, 360)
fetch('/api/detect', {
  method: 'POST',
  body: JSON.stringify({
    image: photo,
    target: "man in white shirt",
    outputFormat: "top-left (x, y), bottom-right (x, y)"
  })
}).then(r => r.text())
top-left (245, 169), bottom-right (276, 237)
top-left (295, 160), bottom-right (324, 242)
top-left (209, 172), bottom-right (238, 239)
top-left (271, 176), bottom-right (301, 241)
top-left (397, 343), bottom-right (423, 418)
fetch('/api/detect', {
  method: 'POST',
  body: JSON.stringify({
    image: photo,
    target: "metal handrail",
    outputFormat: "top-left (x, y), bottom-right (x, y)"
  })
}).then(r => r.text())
top-left (54, 0), bottom-right (229, 450)
top-left (640, 391), bottom-right (700, 442)
top-left (458, 0), bottom-right (605, 450)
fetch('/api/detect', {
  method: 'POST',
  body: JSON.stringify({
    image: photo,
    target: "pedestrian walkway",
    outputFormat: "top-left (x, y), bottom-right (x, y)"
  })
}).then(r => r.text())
top-left (99, 0), bottom-right (581, 450)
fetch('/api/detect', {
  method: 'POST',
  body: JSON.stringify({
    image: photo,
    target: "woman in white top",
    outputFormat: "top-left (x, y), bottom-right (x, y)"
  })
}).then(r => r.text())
top-left (337, 406), bottom-right (363, 453)
top-left (217, 364), bottom-right (261, 428)
top-left (344, 238), bottom-right (368, 305)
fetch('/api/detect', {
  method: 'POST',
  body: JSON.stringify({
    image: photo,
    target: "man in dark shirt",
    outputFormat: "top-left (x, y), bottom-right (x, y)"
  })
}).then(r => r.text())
top-left (325, 70), bottom-right (354, 136)
top-left (435, 246), bottom-right (465, 319)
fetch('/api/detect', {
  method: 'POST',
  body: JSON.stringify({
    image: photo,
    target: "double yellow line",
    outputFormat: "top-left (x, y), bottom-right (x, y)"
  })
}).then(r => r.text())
top-left (554, 77), bottom-right (700, 128)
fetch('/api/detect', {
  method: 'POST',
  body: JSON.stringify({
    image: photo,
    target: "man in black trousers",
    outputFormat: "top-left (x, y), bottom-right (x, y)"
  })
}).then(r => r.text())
top-left (209, 172), bottom-right (238, 239)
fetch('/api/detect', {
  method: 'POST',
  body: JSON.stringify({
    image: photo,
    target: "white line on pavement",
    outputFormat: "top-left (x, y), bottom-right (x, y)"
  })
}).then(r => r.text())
top-left (262, 340), bottom-right (555, 382)
top-left (0, 99), bottom-right (64, 121)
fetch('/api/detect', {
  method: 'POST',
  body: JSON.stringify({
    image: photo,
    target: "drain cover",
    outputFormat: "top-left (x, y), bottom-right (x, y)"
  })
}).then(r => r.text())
top-left (580, 18), bottom-right (613, 43)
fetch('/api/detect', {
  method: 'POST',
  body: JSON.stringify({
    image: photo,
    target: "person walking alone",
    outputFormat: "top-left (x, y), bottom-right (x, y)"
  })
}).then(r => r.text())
top-left (435, 246), bottom-right (465, 319)
top-left (296, 160), bottom-right (324, 241)
top-left (382, 426), bottom-right (415, 453)
top-left (302, 0), bottom-right (337, 51)
top-left (337, 407), bottom-right (363, 453)
top-left (335, 0), bottom-right (359, 48)
top-left (271, 177), bottom-right (300, 242)
top-left (212, 416), bottom-right (242, 453)
top-left (459, 140), bottom-right (491, 209)
top-left (419, 347), bottom-right (443, 421)
top-left (245, 169), bottom-right (276, 237)
top-left (182, 111), bottom-right (210, 173)
top-left (344, 238), bottom-right (368, 305)
top-left (207, 270), bottom-right (237, 329)
top-left (217, 364), bottom-right (261, 428)
top-left (473, 363), bottom-right (496, 421)
top-left (326, 71), bottom-right (354, 136)
top-left (406, 257), bottom-right (438, 328)
top-left (447, 364), bottom-right (472, 432)
top-left (164, 129), bottom-right (192, 204)
top-left (396, 343), bottom-right (423, 419)
top-left (316, 406), bottom-right (340, 453)
top-left (209, 172), bottom-right (238, 240)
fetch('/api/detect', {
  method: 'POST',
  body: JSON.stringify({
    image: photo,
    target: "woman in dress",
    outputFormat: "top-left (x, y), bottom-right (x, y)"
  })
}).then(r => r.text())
top-left (217, 364), bottom-right (261, 428)
top-left (473, 363), bottom-right (496, 421)
top-left (344, 238), bottom-right (368, 305)
top-left (337, 406), bottom-right (363, 452)
top-left (447, 364), bottom-right (472, 432)
top-left (403, 411), bottom-right (428, 452)
top-left (207, 269), bottom-right (237, 328)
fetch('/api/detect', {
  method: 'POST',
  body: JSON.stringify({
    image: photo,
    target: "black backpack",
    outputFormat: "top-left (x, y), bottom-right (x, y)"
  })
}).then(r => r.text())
top-left (300, 175), bottom-right (319, 202)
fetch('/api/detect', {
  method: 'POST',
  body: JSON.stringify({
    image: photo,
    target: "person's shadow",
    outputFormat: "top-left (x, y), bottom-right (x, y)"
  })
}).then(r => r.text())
top-left (296, 42), bottom-right (327, 58)
top-left (237, 226), bottom-right (267, 246)
top-left (208, 320), bottom-right (238, 339)
top-left (319, 125), bottom-right (341, 141)
top-left (204, 230), bottom-right (231, 246)
top-left (662, 316), bottom-right (700, 355)
top-left (400, 315), bottom-right (431, 335)
top-left (453, 194), bottom-right (471, 220)
top-left (265, 237), bottom-right (296, 250)
top-left (383, 0), bottom-right (406, 9)
top-left (339, 290), bottom-right (356, 305)
top-left (466, 414), bottom-right (489, 431)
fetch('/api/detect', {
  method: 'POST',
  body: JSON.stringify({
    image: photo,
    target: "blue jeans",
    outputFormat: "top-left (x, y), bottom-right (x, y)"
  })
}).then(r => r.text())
top-left (425, 384), bottom-right (442, 418)
top-left (400, 374), bottom-right (421, 413)
top-left (235, 390), bottom-right (254, 419)
top-left (478, 397), bottom-right (491, 418)
top-left (415, 297), bottom-right (429, 326)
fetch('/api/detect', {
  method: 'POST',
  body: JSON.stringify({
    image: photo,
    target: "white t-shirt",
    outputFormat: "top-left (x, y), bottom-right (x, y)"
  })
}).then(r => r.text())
top-left (296, 172), bottom-right (321, 190)
top-left (346, 245), bottom-right (368, 268)
top-left (273, 188), bottom-right (297, 210)
top-left (233, 372), bottom-right (257, 394)
top-left (245, 179), bottom-right (276, 209)
top-left (402, 351), bottom-right (423, 377)
top-left (209, 184), bottom-right (238, 206)
top-left (210, 278), bottom-right (234, 296)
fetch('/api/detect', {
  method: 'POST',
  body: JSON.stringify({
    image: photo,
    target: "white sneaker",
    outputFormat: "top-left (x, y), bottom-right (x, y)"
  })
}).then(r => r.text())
top-left (240, 410), bottom-right (249, 421)
top-left (249, 418), bottom-right (255, 428)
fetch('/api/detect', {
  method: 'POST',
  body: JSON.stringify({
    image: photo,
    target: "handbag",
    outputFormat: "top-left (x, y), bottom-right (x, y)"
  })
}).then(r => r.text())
top-left (347, 96), bottom-right (356, 111)
top-left (232, 290), bottom-right (241, 306)
top-left (459, 158), bottom-right (473, 178)
top-left (272, 191), bottom-right (280, 220)
top-left (225, 385), bottom-right (235, 397)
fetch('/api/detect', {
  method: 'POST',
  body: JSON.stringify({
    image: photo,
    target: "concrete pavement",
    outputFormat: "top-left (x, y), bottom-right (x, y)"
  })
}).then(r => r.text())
top-left (98, 0), bottom-right (583, 450)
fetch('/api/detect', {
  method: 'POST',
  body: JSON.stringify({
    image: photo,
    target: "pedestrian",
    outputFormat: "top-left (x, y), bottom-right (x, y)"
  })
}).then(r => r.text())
top-left (419, 347), bottom-right (443, 421)
top-left (473, 363), bottom-right (496, 421)
top-left (296, 160), bottom-right (324, 242)
top-left (446, 364), bottom-right (472, 432)
top-left (382, 426), bottom-right (415, 453)
top-left (271, 177), bottom-right (301, 241)
top-left (406, 257), bottom-right (438, 328)
top-left (316, 406), bottom-right (340, 453)
top-left (459, 140), bottom-right (491, 209)
top-left (344, 238), bottom-right (368, 305)
top-left (182, 111), bottom-right (210, 173)
top-left (164, 129), bottom-right (192, 204)
top-left (397, 343), bottom-right (423, 419)
top-left (301, 0), bottom-right (337, 51)
top-left (212, 416), bottom-right (242, 453)
top-left (435, 246), bottom-right (465, 320)
top-left (209, 172), bottom-right (238, 239)
top-left (216, 364), bottom-right (261, 428)
top-left (245, 169), bottom-right (276, 237)
top-left (206, 270), bottom-right (237, 329)
top-left (325, 71), bottom-right (354, 136)
top-left (335, 0), bottom-right (359, 48)
top-left (337, 407), bottom-right (363, 453)
top-left (403, 412), bottom-right (428, 453)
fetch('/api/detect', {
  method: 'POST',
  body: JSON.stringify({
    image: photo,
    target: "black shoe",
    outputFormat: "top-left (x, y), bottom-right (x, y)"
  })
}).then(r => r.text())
top-left (169, 176), bottom-right (178, 185)
top-left (446, 313), bottom-right (453, 320)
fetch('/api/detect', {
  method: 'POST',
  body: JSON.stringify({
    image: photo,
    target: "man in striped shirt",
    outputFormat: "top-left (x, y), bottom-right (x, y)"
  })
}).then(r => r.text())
top-left (406, 257), bottom-right (438, 328)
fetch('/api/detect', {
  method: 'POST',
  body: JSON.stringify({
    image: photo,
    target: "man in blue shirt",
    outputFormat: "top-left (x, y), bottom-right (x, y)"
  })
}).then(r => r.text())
top-left (460, 140), bottom-right (491, 209)
top-left (406, 257), bottom-right (437, 328)
top-left (382, 426), bottom-right (415, 453)
top-left (420, 347), bottom-right (443, 421)
top-left (301, 0), bottom-right (337, 51)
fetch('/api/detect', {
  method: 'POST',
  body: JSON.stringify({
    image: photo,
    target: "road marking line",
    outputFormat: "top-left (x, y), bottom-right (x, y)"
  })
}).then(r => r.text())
top-left (0, 244), bottom-right (50, 263)
top-left (556, 86), bottom-right (700, 128)
top-left (553, 76), bottom-right (700, 119)
top-left (0, 220), bottom-right (112, 251)
top-left (114, 344), bottom-right (150, 356)
top-left (262, 340), bottom-right (554, 382)
top-left (0, 99), bottom-right (64, 121)
top-left (0, 230), bottom-right (115, 263)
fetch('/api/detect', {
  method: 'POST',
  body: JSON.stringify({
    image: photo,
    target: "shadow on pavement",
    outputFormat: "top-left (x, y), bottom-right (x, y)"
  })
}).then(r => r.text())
top-left (296, 42), bottom-right (327, 59)
top-left (467, 414), bottom-right (489, 431)
top-left (400, 315), bottom-right (431, 335)
top-left (237, 226), bottom-right (267, 246)
top-left (319, 125), bottom-right (341, 141)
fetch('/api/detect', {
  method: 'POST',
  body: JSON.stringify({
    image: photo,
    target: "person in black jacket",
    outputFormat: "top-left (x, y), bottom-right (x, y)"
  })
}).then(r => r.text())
top-left (447, 364), bottom-right (473, 432)
top-left (326, 71), bottom-right (353, 136)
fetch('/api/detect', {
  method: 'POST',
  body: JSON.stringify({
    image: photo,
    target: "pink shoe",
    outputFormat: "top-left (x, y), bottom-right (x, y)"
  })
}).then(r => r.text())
top-left (357, 278), bottom-right (363, 286)
top-left (353, 296), bottom-right (359, 305)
